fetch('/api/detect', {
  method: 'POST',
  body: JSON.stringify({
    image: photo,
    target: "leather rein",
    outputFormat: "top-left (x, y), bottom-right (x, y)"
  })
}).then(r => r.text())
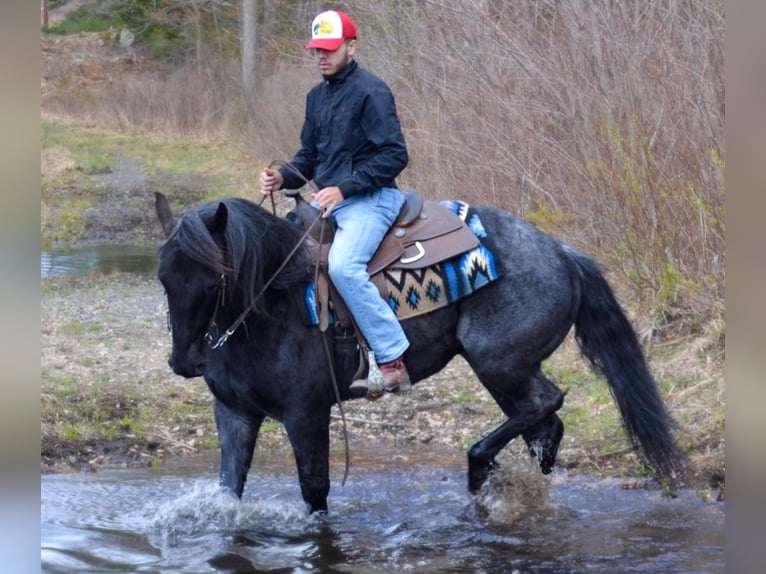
top-left (204, 210), bottom-right (323, 349)
top-left (201, 161), bottom-right (352, 485)
top-left (204, 160), bottom-right (322, 349)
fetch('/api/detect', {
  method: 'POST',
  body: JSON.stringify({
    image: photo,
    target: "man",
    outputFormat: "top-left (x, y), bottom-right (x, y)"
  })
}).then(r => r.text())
top-left (259, 10), bottom-right (410, 397)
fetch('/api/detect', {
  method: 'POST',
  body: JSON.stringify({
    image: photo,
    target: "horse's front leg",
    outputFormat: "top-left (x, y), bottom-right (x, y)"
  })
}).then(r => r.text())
top-left (283, 407), bottom-right (331, 514)
top-left (214, 399), bottom-right (264, 498)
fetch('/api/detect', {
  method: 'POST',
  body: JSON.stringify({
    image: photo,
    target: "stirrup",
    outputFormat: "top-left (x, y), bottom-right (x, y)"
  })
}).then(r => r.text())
top-left (349, 351), bottom-right (410, 400)
top-left (349, 378), bottom-right (384, 401)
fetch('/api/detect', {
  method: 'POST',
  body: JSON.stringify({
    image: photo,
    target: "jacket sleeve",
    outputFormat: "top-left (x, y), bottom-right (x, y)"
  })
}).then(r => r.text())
top-left (337, 84), bottom-right (408, 198)
top-left (279, 96), bottom-right (317, 190)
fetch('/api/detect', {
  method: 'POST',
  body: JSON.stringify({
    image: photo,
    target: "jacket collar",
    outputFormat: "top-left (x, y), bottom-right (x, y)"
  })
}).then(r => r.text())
top-left (324, 59), bottom-right (357, 86)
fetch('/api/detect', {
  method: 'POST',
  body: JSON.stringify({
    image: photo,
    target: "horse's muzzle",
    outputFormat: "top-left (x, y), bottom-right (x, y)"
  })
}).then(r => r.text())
top-left (168, 353), bottom-right (206, 378)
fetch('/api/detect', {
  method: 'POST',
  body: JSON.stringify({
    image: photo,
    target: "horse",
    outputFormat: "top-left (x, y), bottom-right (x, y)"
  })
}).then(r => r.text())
top-left (154, 191), bottom-right (687, 513)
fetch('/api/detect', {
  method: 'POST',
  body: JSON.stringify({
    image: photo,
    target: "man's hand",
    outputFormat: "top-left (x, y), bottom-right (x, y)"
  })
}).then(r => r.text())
top-left (259, 168), bottom-right (283, 196)
top-left (311, 186), bottom-right (344, 218)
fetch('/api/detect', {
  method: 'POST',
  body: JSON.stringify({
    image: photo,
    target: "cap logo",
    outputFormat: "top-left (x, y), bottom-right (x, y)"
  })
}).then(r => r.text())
top-left (311, 11), bottom-right (343, 40)
top-left (306, 10), bottom-right (355, 51)
top-left (313, 19), bottom-right (338, 39)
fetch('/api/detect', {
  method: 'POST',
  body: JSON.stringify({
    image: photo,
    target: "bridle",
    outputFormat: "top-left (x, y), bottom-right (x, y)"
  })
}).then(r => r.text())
top-left (203, 210), bottom-right (324, 349)
top-left (203, 159), bottom-right (324, 350)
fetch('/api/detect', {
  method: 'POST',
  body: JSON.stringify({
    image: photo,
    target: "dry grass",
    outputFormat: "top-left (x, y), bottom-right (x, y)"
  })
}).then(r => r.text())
top-left (40, 2), bottom-right (724, 490)
top-left (42, 0), bottom-right (724, 335)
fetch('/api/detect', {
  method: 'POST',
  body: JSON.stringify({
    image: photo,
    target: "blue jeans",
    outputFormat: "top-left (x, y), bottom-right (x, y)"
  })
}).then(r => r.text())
top-left (328, 187), bottom-right (410, 364)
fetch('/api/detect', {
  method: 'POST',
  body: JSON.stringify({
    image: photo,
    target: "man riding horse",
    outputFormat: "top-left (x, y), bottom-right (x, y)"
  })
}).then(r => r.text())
top-left (259, 10), bottom-right (410, 398)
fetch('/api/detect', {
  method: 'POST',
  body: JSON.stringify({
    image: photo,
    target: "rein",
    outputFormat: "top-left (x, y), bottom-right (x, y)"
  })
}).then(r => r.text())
top-left (205, 209), bottom-right (323, 349)
top-left (205, 160), bottom-right (319, 349)
top-left (203, 160), bottom-right (352, 485)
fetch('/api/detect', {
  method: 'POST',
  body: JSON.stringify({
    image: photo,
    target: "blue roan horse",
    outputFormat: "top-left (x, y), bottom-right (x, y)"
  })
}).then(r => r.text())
top-left (154, 192), bottom-right (686, 513)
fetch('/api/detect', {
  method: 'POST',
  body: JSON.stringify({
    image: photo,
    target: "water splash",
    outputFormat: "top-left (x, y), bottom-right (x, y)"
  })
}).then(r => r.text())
top-left (146, 479), bottom-right (313, 542)
top-left (473, 463), bottom-right (552, 524)
top-left (42, 457), bottom-right (724, 573)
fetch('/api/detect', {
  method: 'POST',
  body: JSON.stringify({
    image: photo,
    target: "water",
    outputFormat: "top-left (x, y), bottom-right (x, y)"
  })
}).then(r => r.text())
top-left (41, 449), bottom-right (725, 573)
top-left (41, 245), bottom-right (158, 278)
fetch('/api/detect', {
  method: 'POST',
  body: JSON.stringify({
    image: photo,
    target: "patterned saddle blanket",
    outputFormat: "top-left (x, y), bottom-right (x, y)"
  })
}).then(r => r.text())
top-left (304, 200), bottom-right (500, 324)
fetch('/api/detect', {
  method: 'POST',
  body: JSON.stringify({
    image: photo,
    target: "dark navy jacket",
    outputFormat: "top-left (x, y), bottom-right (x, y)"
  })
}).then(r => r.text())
top-left (279, 60), bottom-right (408, 198)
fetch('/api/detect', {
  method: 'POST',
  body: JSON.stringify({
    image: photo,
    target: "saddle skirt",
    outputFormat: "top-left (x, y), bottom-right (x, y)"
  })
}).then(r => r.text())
top-left (290, 193), bottom-right (501, 329)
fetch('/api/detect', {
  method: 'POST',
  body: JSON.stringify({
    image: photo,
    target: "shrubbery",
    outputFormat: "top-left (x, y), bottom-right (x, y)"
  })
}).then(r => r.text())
top-left (44, 0), bottom-right (725, 339)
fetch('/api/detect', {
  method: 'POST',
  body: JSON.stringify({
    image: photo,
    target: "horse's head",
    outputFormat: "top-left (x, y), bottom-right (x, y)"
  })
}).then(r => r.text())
top-left (155, 192), bottom-right (229, 378)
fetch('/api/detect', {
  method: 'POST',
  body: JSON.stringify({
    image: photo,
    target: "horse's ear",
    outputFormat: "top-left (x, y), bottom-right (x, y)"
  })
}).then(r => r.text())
top-left (155, 192), bottom-right (175, 238)
top-left (210, 202), bottom-right (228, 236)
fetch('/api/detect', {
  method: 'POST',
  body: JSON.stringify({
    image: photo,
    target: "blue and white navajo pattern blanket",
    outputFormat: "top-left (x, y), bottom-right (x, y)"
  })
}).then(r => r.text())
top-left (305, 200), bottom-right (500, 324)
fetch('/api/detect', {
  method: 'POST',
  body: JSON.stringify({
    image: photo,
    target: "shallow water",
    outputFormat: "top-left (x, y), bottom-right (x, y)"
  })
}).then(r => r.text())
top-left (41, 245), bottom-right (158, 278)
top-left (41, 448), bottom-right (724, 573)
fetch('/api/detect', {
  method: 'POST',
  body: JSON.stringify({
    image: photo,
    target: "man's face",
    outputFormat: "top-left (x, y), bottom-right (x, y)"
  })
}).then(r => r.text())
top-left (312, 39), bottom-right (356, 77)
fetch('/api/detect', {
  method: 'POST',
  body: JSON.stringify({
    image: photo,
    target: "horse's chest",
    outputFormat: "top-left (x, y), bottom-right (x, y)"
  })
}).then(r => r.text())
top-left (204, 368), bottom-right (279, 418)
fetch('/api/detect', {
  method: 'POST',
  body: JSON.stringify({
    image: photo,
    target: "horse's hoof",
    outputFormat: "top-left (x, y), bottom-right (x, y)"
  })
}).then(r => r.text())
top-left (467, 459), bottom-right (499, 493)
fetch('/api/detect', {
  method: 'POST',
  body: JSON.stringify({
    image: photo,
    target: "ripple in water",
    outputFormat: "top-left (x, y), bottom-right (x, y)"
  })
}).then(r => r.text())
top-left (41, 456), bottom-right (725, 573)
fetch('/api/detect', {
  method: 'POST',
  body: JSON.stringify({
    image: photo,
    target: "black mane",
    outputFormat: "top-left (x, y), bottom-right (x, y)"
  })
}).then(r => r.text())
top-left (162, 197), bottom-right (311, 312)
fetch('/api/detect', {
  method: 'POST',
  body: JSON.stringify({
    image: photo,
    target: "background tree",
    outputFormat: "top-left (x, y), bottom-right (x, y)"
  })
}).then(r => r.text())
top-left (240, 0), bottom-right (257, 99)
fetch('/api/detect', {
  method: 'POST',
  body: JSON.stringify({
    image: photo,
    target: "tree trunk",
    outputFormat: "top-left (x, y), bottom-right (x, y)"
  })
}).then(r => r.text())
top-left (241, 0), bottom-right (258, 96)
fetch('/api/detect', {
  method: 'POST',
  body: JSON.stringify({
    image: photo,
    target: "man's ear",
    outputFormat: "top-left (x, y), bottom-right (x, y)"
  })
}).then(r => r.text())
top-left (347, 38), bottom-right (357, 57)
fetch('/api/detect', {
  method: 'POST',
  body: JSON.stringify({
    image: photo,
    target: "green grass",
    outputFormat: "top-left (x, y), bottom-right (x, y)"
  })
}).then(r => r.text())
top-left (48, 374), bottom-right (80, 397)
top-left (458, 436), bottom-right (478, 449)
top-left (42, 121), bottom-right (248, 184)
top-left (456, 392), bottom-right (483, 403)
top-left (60, 320), bottom-right (104, 335)
top-left (45, 4), bottom-right (123, 35)
top-left (42, 195), bottom-right (98, 245)
top-left (41, 120), bottom-right (256, 245)
top-left (197, 434), bottom-right (220, 450)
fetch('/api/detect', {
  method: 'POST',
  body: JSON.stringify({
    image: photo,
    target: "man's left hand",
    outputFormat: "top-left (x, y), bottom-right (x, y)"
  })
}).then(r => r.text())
top-left (311, 186), bottom-right (344, 218)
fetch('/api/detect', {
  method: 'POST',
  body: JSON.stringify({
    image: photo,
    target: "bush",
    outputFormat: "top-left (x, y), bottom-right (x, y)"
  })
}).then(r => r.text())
top-left (43, 0), bottom-right (725, 337)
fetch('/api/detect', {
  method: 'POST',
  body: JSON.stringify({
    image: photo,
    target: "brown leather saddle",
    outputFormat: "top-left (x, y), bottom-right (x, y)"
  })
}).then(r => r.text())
top-left (286, 190), bottom-right (479, 332)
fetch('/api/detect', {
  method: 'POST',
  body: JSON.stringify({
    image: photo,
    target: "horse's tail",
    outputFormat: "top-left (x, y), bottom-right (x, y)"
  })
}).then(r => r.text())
top-left (565, 245), bottom-right (688, 481)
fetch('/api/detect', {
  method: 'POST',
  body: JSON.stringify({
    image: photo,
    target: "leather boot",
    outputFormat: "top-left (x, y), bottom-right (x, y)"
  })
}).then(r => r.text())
top-left (379, 357), bottom-right (410, 391)
top-left (349, 355), bottom-right (410, 399)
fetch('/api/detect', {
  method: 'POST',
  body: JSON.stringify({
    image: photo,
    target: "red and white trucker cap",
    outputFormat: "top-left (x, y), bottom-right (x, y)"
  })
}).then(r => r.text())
top-left (306, 10), bottom-right (357, 51)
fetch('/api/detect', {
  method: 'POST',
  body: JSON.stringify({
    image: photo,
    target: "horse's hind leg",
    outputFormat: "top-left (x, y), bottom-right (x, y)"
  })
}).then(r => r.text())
top-left (522, 412), bottom-right (564, 475)
top-left (467, 370), bottom-right (564, 492)
top-left (521, 371), bottom-right (566, 474)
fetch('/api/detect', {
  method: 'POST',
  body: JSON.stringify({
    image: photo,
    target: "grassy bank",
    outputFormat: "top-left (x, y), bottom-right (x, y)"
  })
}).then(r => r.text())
top-left (41, 120), bottom-right (261, 247)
